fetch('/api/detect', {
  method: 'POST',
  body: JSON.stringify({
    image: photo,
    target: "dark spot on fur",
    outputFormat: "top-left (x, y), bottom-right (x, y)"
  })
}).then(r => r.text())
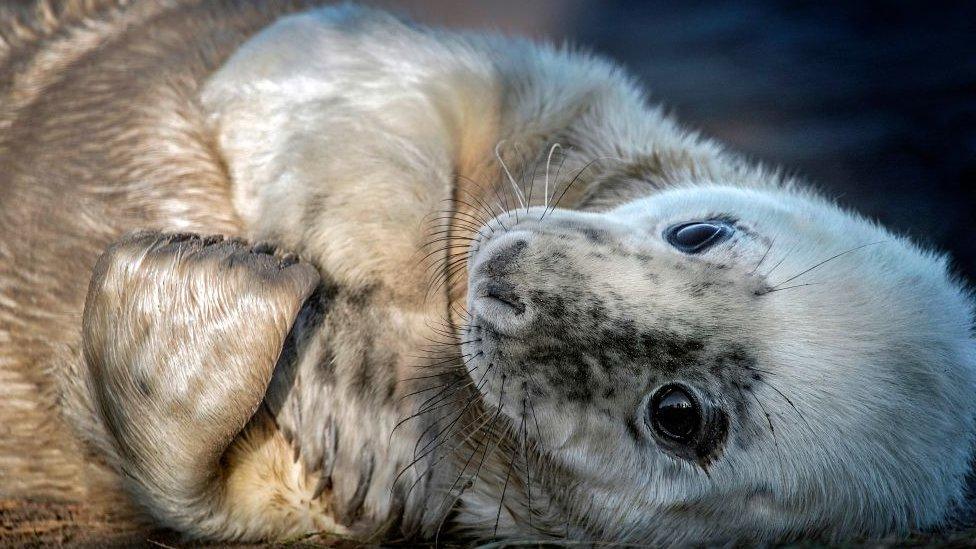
top-left (626, 418), bottom-right (644, 444)
top-left (688, 280), bottom-right (715, 297)
top-left (529, 290), bottom-right (546, 307)
top-left (289, 283), bottom-right (338, 356)
top-left (580, 227), bottom-right (606, 244)
top-left (531, 290), bottom-right (568, 320)
top-left (346, 284), bottom-right (377, 308)
top-left (137, 378), bottom-right (152, 397)
top-left (695, 408), bottom-right (730, 470)
top-left (337, 452), bottom-right (374, 526)
top-left (313, 473), bottom-right (333, 500)
top-left (250, 242), bottom-right (277, 255)
top-left (711, 344), bottom-right (754, 375)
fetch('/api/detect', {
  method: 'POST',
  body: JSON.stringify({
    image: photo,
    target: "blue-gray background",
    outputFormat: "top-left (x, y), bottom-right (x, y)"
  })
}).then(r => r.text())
top-left (371, 0), bottom-right (976, 281)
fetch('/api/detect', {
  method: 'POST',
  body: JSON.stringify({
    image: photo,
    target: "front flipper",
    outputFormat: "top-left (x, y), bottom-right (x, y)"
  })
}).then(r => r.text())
top-left (81, 231), bottom-right (318, 538)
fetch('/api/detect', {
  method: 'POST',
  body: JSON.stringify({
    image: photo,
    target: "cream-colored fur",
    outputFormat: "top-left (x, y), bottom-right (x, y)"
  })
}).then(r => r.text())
top-left (24, 3), bottom-right (976, 545)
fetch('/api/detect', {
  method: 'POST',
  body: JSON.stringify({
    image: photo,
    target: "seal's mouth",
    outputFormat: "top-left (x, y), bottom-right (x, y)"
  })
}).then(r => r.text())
top-left (476, 279), bottom-right (525, 315)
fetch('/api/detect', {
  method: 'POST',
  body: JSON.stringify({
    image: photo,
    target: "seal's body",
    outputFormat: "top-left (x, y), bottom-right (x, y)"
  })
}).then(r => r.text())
top-left (0, 1), bottom-right (320, 541)
top-left (1, 2), bottom-right (974, 545)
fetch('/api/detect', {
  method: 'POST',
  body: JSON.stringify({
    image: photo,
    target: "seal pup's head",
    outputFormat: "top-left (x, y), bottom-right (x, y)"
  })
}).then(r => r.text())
top-left (453, 183), bottom-right (976, 544)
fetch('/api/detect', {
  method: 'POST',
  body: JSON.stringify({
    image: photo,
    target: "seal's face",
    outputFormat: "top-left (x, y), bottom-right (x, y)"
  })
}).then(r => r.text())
top-left (459, 185), bottom-right (976, 543)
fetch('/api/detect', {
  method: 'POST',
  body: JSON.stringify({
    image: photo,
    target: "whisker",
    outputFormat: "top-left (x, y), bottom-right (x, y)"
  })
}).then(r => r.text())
top-left (424, 262), bottom-right (466, 301)
top-left (415, 373), bottom-right (491, 458)
top-left (456, 190), bottom-right (502, 235)
top-left (419, 235), bottom-right (478, 249)
top-left (396, 407), bottom-right (495, 499)
top-left (408, 347), bottom-right (464, 363)
top-left (521, 398), bottom-right (533, 529)
top-left (548, 147), bottom-right (569, 213)
top-left (434, 426), bottom-right (488, 546)
top-left (770, 240), bottom-right (887, 288)
top-left (402, 364), bottom-right (505, 486)
top-left (423, 216), bottom-right (485, 235)
top-left (442, 195), bottom-right (493, 218)
top-left (390, 392), bottom-right (468, 441)
top-left (751, 236), bottom-right (776, 275)
top-left (406, 355), bottom-right (481, 412)
top-left (423, 320), bottom-right (461, 338)
top-left (527, 399), bottom-right (545, 456)
top-left (448, 207), bottom-right (492, 227)
top-left (761, 242), bottom-right (799, 279)
top-left (747, 368), bottom-right (815, 434)
top-left (400, 370), bottom-right (461, 384)
top-left (456, 175), bottom-right (510, 224)
top-left (493, 386), bottom-right (516, 538)
top-left (544, 143), bottom-right (562, 210)
top-left (762, 283), bottom-right (822, 294)
top-left (750, 388), bottom-right (775, 438)
top-left (416, 243), bottom-right (474, 267)
top-left (523, 143), bottom-right (543, 214)
top-left (436, 199), bottom-right (493, 228)
top-left (495, 140), bottom-right (526, 209)
top-left (541, 155), bottom-right (619, 220)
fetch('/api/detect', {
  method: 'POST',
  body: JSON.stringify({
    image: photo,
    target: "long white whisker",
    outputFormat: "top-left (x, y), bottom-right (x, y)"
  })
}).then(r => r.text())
top-left (495, 140), bottom-right (526, 209)
top-left (771, 240), bottom-right (887, 288)
top-left (544, 143), bottom-right (562, 209)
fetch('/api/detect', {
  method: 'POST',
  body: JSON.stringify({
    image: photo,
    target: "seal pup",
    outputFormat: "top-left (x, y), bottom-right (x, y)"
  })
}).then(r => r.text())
top-left (1, 2), bottom-right (974, 545)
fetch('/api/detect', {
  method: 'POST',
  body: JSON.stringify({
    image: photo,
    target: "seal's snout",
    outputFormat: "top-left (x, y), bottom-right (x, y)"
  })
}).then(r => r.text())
top-left (477, 237), bottom-right (529, 276)
top-left (469, 233), bottom-right (536, 331)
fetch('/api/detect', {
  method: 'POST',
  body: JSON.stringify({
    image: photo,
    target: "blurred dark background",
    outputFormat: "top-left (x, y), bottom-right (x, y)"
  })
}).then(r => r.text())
top-left (369, 0), bottom-right (976, 282)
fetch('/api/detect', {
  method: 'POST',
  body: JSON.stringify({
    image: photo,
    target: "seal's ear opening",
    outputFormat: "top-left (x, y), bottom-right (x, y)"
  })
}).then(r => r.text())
top-left (78, 231), bottom-right (319, 526)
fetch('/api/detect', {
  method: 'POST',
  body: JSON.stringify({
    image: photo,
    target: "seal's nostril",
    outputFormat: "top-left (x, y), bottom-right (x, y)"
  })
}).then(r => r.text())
top-left (484, 281), bottom-right (526, 315)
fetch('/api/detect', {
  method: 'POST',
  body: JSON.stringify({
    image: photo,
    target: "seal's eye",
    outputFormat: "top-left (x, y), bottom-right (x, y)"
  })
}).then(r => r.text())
top-left (665, 221), bottom-right (734, 254)
top-left (649, 385), bottom-right (700, 442)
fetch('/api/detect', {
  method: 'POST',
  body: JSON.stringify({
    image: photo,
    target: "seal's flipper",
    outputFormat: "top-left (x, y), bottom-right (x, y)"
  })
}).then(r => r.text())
top-left (80, 231), bottom-right (319, 535)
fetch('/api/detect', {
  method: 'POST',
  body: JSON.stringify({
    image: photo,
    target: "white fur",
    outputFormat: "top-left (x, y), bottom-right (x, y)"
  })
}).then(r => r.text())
top-left (198, 4), bottom-right (976, 544)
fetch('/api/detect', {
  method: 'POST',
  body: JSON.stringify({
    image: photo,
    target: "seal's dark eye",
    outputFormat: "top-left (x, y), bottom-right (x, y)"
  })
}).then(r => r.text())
top-left (649, 385), bottom-right (700, 442)
top-left (665, 221), bottom-right (734, 254)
